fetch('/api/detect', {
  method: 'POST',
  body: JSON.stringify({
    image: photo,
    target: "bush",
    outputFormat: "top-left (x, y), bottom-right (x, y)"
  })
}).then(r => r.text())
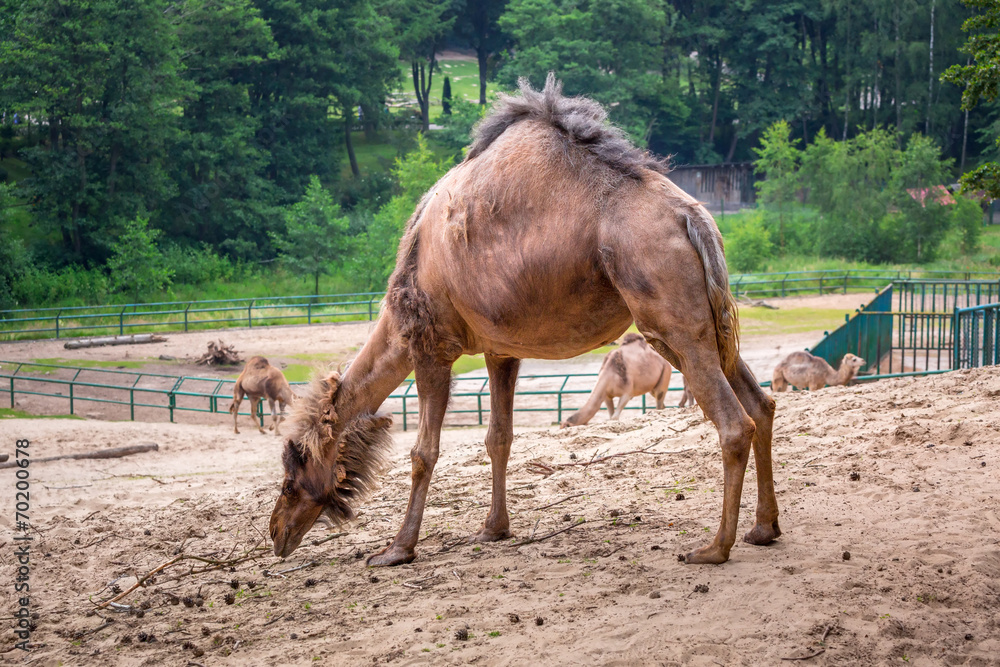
top-left (727, 211), bottom-right (775, 273)
top-left (14, 264), bottom-right (110, 306)
top-left (437, 99), bottom-right (485, 152)
top-left (161, 244), bottom-right (235, 285)
top-left (952, 195), bottom-right (984, 255)
top-left (107, 216), bottom-right (173, 301)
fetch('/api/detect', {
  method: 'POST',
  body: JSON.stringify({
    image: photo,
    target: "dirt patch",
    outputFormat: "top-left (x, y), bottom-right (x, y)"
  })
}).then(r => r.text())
top-left (2, 366), bottom-right (999, 664)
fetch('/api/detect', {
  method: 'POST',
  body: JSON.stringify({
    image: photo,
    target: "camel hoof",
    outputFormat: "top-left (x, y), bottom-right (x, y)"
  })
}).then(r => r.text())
top-left (743, 521), bottom-right (781, 546)
top-left (366, 545), bottom-right (417, 567)
top-left (683, 544), bottom-right (730, 565)
top-left (469, 527), bottom-right (512, 544)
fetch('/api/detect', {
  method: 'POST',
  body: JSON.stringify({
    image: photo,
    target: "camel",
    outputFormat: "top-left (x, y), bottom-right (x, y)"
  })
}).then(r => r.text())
top-left (229, 356), bottom-right (296, 435)
top-left (561, 333), bottom-right (672, 426)
top-left (269, 75), bottom-right (779, 568)
top-left (771, 351), bottom-right (865, 392)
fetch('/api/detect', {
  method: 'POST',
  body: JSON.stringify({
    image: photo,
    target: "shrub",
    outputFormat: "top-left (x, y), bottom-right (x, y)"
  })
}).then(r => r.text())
top-left (951, 195), bottom-right (984, 255)
top-left (107, 215), bottom-right (173, 301)
top-left (727, 211), bottom-right (775, 273)
top-left (161, 244), bottom-right (235, 285)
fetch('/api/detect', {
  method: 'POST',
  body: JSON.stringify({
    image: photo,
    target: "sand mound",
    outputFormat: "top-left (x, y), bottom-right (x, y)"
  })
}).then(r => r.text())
top-left (2, 367), bottom-right (998, 664)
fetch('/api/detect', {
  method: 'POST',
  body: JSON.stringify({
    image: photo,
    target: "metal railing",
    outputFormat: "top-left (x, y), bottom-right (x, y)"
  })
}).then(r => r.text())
top-left (0, 360), bottom-right (690, 429)
top-left (5, 270), bottom-right (1000, 341)
top-left (0, 292), bottom-right (385, 340)
top-left (954, 303), bottom-right (1000, 369)
top-left (808, 279), bottom-right (1000, 375)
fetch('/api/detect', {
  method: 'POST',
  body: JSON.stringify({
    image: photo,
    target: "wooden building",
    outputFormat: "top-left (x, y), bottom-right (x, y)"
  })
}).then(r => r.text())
top-left (668, 163), bottom-right (758, 212)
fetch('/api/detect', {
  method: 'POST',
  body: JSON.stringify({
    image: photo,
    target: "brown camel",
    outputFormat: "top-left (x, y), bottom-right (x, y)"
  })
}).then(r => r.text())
top-left (270, 75), bottom-right (779, 568)
top-left (561, 333), bottom-right (672, 426)
top-left (229, 356), bottom-right (296, 435)
top-left (771, 351), bottom-right (865, 392)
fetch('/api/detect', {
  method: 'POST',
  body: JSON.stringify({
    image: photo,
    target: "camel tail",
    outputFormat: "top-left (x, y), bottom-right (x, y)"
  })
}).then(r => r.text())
top-left (684, 206), bottom-right (740, 376)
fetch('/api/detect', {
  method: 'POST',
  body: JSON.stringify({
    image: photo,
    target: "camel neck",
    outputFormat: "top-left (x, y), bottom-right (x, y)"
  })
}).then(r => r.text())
top-left (337, 314), bottom-right (413, 421)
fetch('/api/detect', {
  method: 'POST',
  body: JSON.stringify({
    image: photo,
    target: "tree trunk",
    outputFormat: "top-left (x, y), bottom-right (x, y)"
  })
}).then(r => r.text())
top-left (927, 0), bottom-right (935, 134)
top-left (314, 271), bottom-right (320, 297)
top-left (960, 108), bottom-right (969, 174)
top-left (345, 107), bottom-right (360, 178)
top-left (725, 128), bottom-right (738, 163)
top-left (477, 46), bottom-right (488, 105)
top-left (895, 0), bottom-right (902, 139)
top-left (708, 52), bottom-right (721, 145)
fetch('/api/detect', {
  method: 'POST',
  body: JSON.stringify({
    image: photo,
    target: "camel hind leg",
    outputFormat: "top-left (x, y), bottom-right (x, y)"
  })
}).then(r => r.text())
top-left (472, 355), bottom-right (520, 543)
top-left (249, 396), bottom-right (265, 434)
top-left (610, 248), bottom-right (755, 564)
top-left (729, 359), bottom-right (781, 545)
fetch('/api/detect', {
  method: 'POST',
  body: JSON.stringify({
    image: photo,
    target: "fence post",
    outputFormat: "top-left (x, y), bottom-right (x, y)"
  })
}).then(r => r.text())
top-left (843, 273), bottom-right (848, 294)
top-left (69, 382), bottom-right (74, 415)
top-left (55, 310), bottom-right (61, 339)
top-left (9, 377), bottom-right (13, 408)
top-left (130, 389), bottom-right (135, 421)
top-left (119, 306), bottom-right (126, 335)
top-left (184, 303), bottom-right (191, 332)
top-left (782, 273), bottom-right (787, 297)
top-left (248, 300), bottom-right (254, 328)
top-left (402, 397), bottom-right (407, 431)
top-left (819, 274), bottom-right (824, 294)
top-left (307, 302), bottom-right (312, 325)
top-left (368, 298), bottom-right (374, 321)
top-left (478, 394), bottom-right (483, 425)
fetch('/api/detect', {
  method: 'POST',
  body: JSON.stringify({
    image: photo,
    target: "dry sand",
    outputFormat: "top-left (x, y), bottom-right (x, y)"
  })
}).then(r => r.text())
top-left (1, 365), bottom-right (998, 666)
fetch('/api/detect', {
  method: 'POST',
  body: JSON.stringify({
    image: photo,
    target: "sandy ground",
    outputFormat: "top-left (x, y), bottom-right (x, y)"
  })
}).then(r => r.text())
top-left (1, 364), bottom-right (998, 666)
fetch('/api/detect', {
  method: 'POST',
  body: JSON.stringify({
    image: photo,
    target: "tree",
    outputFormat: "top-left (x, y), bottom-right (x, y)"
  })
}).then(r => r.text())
top-left (942, 0), bottom-right (1000, 197)
top-left (454, 0), bottom-right (510, 105)
top-left (0, 0), bottom-right (182, 262)
top-left (753, 120), bottom-right (801, 249)
top-left (498, 0), bottom-right (676, 144)
top-left (353, 135), bottom-right (452, 289)
top-left (442, 76), bottom-right (453, 115)
top-left (388, 0), bottom-right (455, 133)
top-left (272, 176), bottom-right (351, 296)
top-left (107, 216), bottom-right (174, 301)
top-left (165, 0), bottom-right (278, 259)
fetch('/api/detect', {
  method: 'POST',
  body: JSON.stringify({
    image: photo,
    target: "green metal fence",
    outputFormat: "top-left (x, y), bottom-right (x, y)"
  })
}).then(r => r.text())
top-left (0, 360), bottom-right (690, 429)
top-left (5, 270), bottom-right (1000, 341)
top-left (808, 280), bottom-right (1000, 375)
top-left (954, 303), bottom-right (1000, 369)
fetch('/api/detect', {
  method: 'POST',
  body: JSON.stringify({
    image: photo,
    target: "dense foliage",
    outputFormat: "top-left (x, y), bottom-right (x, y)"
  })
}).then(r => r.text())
top-left (0, 0), bottom-right (995, 309)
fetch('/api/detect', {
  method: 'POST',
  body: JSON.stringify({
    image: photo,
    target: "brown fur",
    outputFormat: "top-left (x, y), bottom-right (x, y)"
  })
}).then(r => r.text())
top-left (271, 76), bottom-right (778, 568)
top-left (562, 335), bottom-right (672, 427)
top-left (772, 352), bottom-right (865, 392)
top-left (229, 356), bottom-right (295, 435)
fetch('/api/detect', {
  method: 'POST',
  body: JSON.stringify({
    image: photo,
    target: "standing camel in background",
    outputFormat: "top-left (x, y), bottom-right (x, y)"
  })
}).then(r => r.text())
top-left (561, 333), bottom-right (673, 426)
top-left (270, 75), bottom-right (779, 568)
top-left (771, 351), bottom-right (865, 392)
top-left (229, 356), bottom-right (296, 435)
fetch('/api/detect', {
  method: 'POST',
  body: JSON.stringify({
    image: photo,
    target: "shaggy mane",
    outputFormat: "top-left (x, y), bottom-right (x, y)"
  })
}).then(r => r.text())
top-left (466, 73), bottom-right (670, 179)
top-left (284, 372), bottom-right (393, 524)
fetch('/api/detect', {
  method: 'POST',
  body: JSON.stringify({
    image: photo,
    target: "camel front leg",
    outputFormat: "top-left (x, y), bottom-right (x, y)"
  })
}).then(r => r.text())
top-left (231, 396), bottom-right (243, 434)
top-left (611, 390), bottom-right (634, 420)
top-left (472, 355), bottom-right (520, 543)
top-left (367, 362), bottom-right (452, 567)
top-left (267, 398), bottom-right (278, 432)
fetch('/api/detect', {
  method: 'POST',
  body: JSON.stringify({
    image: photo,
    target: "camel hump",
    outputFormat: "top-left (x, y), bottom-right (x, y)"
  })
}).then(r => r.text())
top-left (621, 333), bottom-right (646, 346)
top-left (466, 73), bottom-right (670, 180)
top-left (247, 355), bottom-right (270, 369)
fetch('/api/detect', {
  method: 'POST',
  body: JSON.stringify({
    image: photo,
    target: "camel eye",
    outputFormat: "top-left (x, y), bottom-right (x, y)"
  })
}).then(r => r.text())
top-left (282, 482), bottom-right (296, 497)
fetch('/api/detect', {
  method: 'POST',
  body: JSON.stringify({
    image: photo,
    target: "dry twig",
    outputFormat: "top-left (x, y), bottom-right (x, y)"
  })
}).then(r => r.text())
top-left (511, 519), bottom-right (587, 546)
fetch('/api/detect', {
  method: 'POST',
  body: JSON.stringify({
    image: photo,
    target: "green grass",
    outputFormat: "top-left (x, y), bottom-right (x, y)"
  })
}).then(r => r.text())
top-left (739, 307), bottom-right (853, 336)
top-left (392, 59), bottom-right (496, 123)
top-left (0, 408), bottom-right (82, 420)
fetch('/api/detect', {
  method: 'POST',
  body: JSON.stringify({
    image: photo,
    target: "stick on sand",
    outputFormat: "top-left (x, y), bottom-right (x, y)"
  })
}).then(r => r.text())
top-left (0, 443), bottom-right (159, 469)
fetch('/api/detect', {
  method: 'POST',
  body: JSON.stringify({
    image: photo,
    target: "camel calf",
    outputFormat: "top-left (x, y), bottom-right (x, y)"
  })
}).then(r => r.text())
top-left (771, 351), bottom-right (865, 392)
top-left (562, 334), bottom-right (673, 426)
top-left (229, 356), bottom-right (296, 435)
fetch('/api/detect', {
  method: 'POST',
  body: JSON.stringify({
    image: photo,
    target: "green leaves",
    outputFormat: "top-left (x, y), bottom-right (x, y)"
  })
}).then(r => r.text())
top-left (107, 216), bottom-right (173, 301)
top-left (272, 176), bottom-right (351, 295)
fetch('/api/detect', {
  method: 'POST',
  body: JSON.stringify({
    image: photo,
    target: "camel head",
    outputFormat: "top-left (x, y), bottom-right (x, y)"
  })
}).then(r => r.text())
top-left (841, 353), bottom-right (866, 373)
top-left (269, 372), bottom-right (393, 558)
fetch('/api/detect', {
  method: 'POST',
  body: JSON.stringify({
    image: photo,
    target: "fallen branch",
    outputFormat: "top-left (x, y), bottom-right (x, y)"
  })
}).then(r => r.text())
top-left (781, 649), bottom-right (826, 661)
top-left (95, 542), bottom-right (269, 609)
top-left (528, 493), bottom-right (586, 512)
top-left (511, 519), bottom-right (587, 546)
top-left (527, 445), bottom-right (696, 475)
top-left (63, 334), bottom-right (166, 350)
top-left (0, 443), bottom-right (158, 469)
top-left (307, 532), bottom-right (347, 547)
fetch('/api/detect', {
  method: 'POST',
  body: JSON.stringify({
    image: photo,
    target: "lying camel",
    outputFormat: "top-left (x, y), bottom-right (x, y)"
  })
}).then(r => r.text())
top-left (270, 75), bottom-right (779, 568)
top-left (771, 351), bottom-right (865, 392)
top-left (229, 356), bottom-right (296, 435)
top-left (562, 333), bottom-right (672, 426)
